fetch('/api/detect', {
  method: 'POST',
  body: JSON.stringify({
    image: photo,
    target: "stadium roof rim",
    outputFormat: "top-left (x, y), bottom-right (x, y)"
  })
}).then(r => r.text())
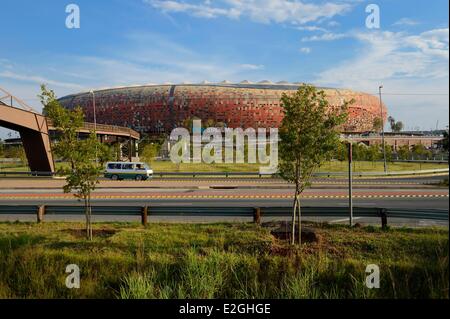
top-left (59, 82), bottom-right (355, 99)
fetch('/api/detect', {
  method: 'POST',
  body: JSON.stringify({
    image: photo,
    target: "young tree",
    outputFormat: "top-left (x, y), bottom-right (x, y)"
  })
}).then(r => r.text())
top-left (5, 145), bottom-right (28, 165)
top-left (441, 131), bottom-right (449, 152)
top-left (39, 85), bottom-right (110, 240)
top-left (63, 133), bottom-right (104, 240)
top-left (278, 84), bottom-right (350, 245)
top-left (140, 143), bottom-right (161, 165)
top-left (393, 121), bottom-right (404, 133)
top-left (39, 85), bottom-right (84, 170)
top-left (388, 116), bottom-right (404, 133)
top-left (333, 141), bottom-right (348, 162)
top-left (373, 117), bottom-right (383, 133)
top-left (367, 144), bottom-right (381, 166)
top-left (385, 144), bottom-right (394, 162)
top-left (412, 144), bottom-right (431, 160)
top-left (388, 116), bottom-right (396, 132)
top-left (397, 145), bottom-right (410, 160)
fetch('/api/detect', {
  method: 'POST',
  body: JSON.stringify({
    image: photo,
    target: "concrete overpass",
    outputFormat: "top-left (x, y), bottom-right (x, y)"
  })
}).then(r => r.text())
top-left (0, 88), bottom-right (140, 173)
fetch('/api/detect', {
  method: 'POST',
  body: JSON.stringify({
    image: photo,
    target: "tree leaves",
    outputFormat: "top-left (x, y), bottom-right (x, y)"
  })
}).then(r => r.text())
top-left (39, 85), bottom-right (111, 240)
top-left (278, 84), bottom-right (350, 191)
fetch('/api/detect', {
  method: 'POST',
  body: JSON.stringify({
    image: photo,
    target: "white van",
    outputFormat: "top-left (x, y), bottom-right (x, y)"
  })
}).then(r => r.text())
top-left (104, 162), bottom-right (153, 180)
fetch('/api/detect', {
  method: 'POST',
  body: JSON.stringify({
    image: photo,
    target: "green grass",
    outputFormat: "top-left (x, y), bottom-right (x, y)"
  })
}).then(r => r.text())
top-left (146, 161), bottom-right (448, 173)
top-left (0, 221), bottom-right (447, 299)
top-left (1, 160), bottom-right (447, 174)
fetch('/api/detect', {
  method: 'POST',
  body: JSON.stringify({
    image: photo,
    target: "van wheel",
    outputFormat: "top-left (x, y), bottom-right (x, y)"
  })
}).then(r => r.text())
top-left (135, 175), bottom-right (143, 181)
top-left (111, 175), bottom-right (119, 180)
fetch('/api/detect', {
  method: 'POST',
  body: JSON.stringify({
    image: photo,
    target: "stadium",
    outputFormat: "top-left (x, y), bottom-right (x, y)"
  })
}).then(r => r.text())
top-left (58, 82), bottom-right (388, 134)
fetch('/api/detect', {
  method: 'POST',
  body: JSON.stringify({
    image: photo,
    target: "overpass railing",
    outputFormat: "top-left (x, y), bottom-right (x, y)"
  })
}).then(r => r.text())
top-left (0, 205), bottom-right (447, 228)
top-left (46, 119), bottom-right (140, 139)
top-left (0, 87), bottom-right (37, 112)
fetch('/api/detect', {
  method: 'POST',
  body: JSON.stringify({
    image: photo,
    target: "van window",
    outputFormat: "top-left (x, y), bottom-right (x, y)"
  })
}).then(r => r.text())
top-left (122, 163), bottom-right (134, 170)
top-left (107, 163), bottom-right (121, 169)
top-left (135, 163), bottom-right (143, 170)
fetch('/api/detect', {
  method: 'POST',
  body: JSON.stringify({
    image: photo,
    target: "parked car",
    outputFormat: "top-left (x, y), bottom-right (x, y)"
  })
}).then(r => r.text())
top-left (104, 162), bottom-right (153, 180)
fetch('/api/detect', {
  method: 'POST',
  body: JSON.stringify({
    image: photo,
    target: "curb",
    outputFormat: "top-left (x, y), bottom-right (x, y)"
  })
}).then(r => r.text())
top-left (0, 184), bottom-right (444, 191)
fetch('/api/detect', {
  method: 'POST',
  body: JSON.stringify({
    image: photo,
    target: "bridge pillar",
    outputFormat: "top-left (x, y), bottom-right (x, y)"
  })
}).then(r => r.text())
top-left (20, 128), bottom-right (55, 173)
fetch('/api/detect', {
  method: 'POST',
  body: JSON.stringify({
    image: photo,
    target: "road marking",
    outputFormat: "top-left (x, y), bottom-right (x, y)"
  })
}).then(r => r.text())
top-left (151, 179), bottom-right (426, 185)
top-left (330, 217), bottom-right (362, 223)
top-left (0, 194), bottom-right (448, 200)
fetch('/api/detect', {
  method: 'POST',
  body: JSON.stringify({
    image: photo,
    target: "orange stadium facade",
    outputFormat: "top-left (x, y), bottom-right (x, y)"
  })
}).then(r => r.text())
top-left (58, 82), bottom-right (388, 134)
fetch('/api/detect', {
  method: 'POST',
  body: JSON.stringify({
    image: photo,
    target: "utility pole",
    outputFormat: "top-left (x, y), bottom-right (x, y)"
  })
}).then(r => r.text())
top-left (348, 142), bottom-right (353, 226)
top-left (379, 85), bottom-right (387, 174)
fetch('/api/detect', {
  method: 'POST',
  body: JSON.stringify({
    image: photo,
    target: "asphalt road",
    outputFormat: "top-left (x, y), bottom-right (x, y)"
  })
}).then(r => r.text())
top-left (0, 175), bottom-right (447, 226)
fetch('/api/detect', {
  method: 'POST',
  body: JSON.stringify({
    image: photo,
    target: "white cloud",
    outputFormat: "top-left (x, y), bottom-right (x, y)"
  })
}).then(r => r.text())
top-left (316, 29), bottom-right (449, 86)
top-left (327, 20), bottom-right (340, 27)
top-left (0, 70), bottom-right (84, 90)
top-left (147, 0), bottom-right (351, 25)
top-left (299, 47), bottom-right (311, 54)
top-left (0, 30), bottom-right (270, 107)
top-left (301, 32), bottom-right (347, 42)
top-left (315, 28), bottom-right (449, 129)
top-left (146, 0), bottom-right (240, 19)
top-left (393, 18), bottom-right (420, 26)
top-left (238, 63), bottom-right (265, 70)
top-left (295, 25), bottom-right (329, 32)
top-left (0, 58), bottom-right (12, 69)
top-left (404, 28), bottom-right (449, 59)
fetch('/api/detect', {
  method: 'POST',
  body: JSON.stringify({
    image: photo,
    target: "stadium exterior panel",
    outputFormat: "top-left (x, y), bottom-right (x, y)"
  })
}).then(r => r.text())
top-left (58, 83), bottom-right (388, 134)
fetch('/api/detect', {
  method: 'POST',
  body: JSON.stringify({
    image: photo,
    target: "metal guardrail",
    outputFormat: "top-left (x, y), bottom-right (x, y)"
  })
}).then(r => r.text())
top-left (391, 160), bottom-right (448, 164)
top-left (0, 171), bottom-right (55, 177)
top-left (0, 205), bottom-right (447, 228)
top-left (0, 168), bottom-right (448, 178)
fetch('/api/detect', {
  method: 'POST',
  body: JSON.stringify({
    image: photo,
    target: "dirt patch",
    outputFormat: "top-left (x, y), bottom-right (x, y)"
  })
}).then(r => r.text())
top-left (272, 228), bottom-right (322, 244)
top-left (264, 221), bottom-right (322, 244)
top-left (62, 228), bottom-right (118, 238)
top-left (262, 221), bottom-right (348, 258)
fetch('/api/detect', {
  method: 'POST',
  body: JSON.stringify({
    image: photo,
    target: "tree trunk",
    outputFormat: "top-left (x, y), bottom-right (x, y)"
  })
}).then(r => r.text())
top-left (88, 193), bottom-right (93, 241)
top-left (84, 196), bottom-right (89, 240)
top-left (297, 195), bottom-right (301, 246)
top-left (291, 193), bottom-right (298, 245)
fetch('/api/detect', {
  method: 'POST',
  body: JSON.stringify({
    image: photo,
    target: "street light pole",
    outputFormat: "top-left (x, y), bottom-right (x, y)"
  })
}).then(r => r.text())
top-left (379, 85), bottom-right (387, 174)
top-left (90, 90), bottom-right (98, 162)
top-left (348, 142), bottom-right (353, 227)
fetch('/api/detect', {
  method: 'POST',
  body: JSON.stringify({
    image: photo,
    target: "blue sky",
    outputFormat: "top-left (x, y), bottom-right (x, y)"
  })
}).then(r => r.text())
top-left (0, 0), bottom-right (448, 138)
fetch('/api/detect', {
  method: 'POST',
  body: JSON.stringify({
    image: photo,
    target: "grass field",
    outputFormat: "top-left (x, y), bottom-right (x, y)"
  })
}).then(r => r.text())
top-left (148, 160), bottom-right (448, 173)
top-left (1, 160), bottom-right (447, 173)
top-left (0, 221), bottom-right (447, 299)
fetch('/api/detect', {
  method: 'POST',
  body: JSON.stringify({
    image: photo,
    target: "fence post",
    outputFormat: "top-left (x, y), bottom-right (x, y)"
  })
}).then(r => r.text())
top-left (141, 206), bottom-right (148, 226)
top-left (37, 205), bottom-right (45, 223)
top-left (380, 208), bottom-right (388, 229)
top-left (253, 207), bottom-right (261, 225)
